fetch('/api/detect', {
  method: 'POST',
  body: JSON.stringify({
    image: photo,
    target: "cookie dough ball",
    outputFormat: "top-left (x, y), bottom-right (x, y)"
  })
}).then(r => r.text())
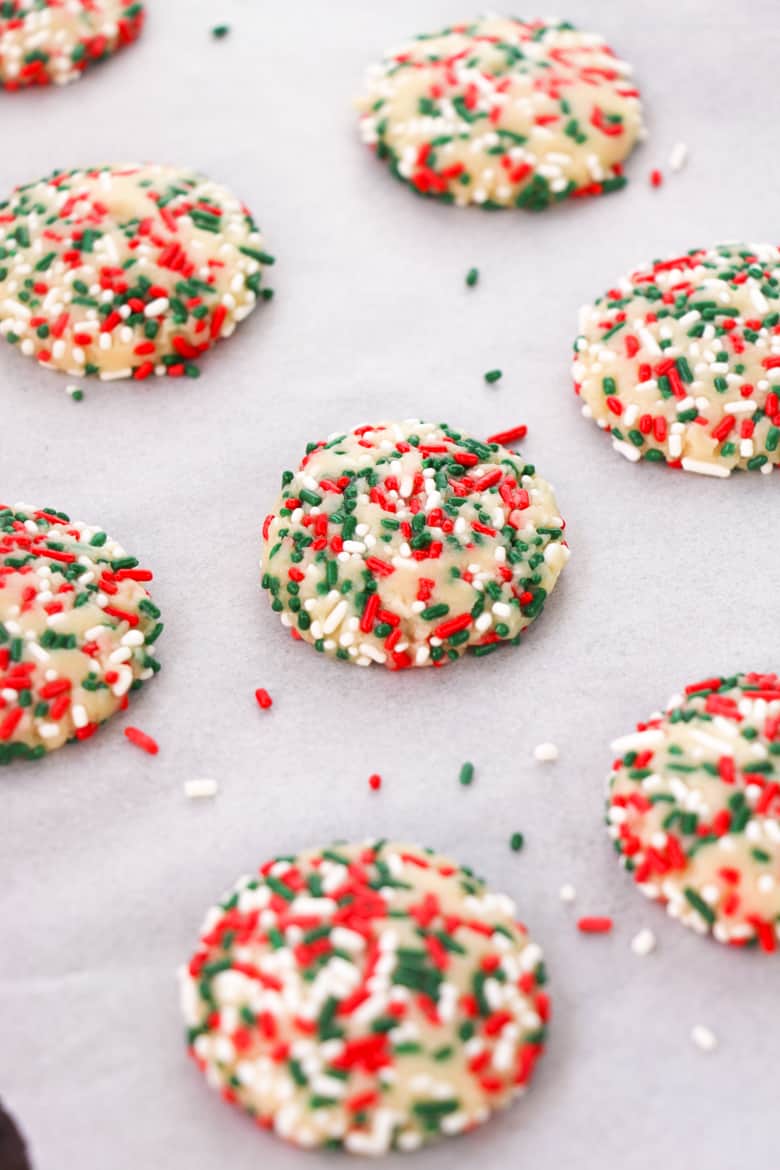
top-left (0, 163), bottom-right (273, 381)
top-left (356, 16), bottom-right (642, 210)
top-left (261, 420), bottom-right (569, 669)
top-left (607, 673), bottom-right (780, 951)
top-left (0, 503), bottom-right (162, 763)
top-left (574, 243), bottom-right (780, 476)
top-left (180, 840), bottom-right (550, 1154)
top-left (0, 1), bottom-right (144, 90)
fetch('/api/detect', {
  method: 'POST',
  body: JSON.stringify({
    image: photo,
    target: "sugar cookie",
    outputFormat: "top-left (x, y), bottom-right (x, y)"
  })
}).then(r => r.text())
top-left (0, 163), bottom-right (273, 381)
top-left (0, 503), bottom-right (161, 762)
top-left (607, 673), bottom-right (780, 950)
top-left (574, 243), bottom-right (780, 475)
top-left (180, 840), bottom-right (549, 1154)
top-left (357, 17), bottom-right (642, 209)
top-left (261, 420), bottom-right (569, 669)
top-left (0, 1), bottom-right (143, 90)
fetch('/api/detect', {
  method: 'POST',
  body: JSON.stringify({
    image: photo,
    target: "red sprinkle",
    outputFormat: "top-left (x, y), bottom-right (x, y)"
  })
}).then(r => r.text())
top-left (486, 424), bottom-right (528, 446)
top-left (368, 773), bottom-right (382, 791)
top-left (255, 688), bottom-right (273, 710)
top-left (649, 169), bottom-right (663, 188)
top-left (577, 916), bottom-right (613, 934)
top-left (124, 727), bottom-right (159, 755)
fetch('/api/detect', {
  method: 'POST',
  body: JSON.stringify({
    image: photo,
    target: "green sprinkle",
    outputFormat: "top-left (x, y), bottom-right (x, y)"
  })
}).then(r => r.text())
top-left (484, 369), bottom-right (503, 384)
top-left (459, 761), bottom-right (475, 786)
top-left (684, 887), bottom-right (715, 925)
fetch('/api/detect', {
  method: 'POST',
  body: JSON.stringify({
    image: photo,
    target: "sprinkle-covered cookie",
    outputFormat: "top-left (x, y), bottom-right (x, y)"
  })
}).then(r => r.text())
top-left (0, 163), bottom-right (273, 381)
top-left (356, 16), bottom-right (642, 210)
top-left (0, 503), bottom-right (162, 763)
top-left (573, 243), bottom-right (780, 475)
top-left (180, 840), bottom-right (550, 1155)
top-left (607, 673), bottom-right (780, 951)
top-left (261, 420), bottom-right (569, 669)
top-left (0, 1), bottom-right (144, 90)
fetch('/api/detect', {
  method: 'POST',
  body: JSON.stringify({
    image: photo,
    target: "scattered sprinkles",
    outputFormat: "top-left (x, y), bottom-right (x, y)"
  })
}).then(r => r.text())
top-left (261, 420), bottom-right (569, 670)
top-left (0, 163), bottom-right (273, 382)
top-left (0, 0), bottom-right (144, 90)
top-left (255, 687), bottom-right (273, 710)
top-left (0, 504), bottom-right (161, 764)
top-left (180, 840), bottom-right (550, 1154)
top-left (124, 725), bottom-right (158, 755)
top-left (669, 142), bottom-right (688, 172)
top-left (459, 760), bottom-right (475, 786)
top-left (534, 742), bottom-right (559, 763)
top-left (484, 369), bottom-right (503, 385)
top-left (607, 673), bottom-right (780, 951)
top-left (577, 916), bottom-right (613, 934)
top-left (466, 267), bottom-right (479, 288)
top-left (630, 927), bottom-right (656, 957)
top-left (65, 383), bottom-right (84, 402)
top-left (691, 1025), bottom-right (718, 1053)
top-left (486, 425), bottom-right (527, 446)
top-left (574, 243), bottom-right (780, 475)
top-left (184, 778), bottom-right (219, 800)
top-left (357, 17), bottom-right (642, 210)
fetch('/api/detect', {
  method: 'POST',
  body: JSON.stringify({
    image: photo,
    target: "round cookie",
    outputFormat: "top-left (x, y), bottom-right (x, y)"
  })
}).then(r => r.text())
top-left (0, 163), bottom-right (273, 381)
top-left (607, 673), bottom-right (780, 951)
top-left (356, 16), bottom-right (642, 210)
top-left (180, 839), bottom-right (550, 1154)
top-left (261, 420), bottom-right (569, 669)
top-left (573, 243), bottom-right (780, 476)
top-left (0, 503), bottom-right (162, 763)
top-left (0, 1), bottom-right (144, 90)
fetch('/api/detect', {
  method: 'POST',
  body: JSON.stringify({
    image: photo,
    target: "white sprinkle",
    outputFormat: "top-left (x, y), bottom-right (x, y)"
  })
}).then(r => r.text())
top-left (680, 457), bottom-right (731, 478)
top-left (631, 928), bottom-right (656, 957)
top-left (184, 779), bottom-right (219, 800)
top-left (71, 704), bottom-right (88, 730)
top-left (533, 742), bottom-right (558, 762)
top-left (636, 325), bottom-right (661, 355)
top-left (144, 296), bottom-right (169, 318)
top-left (611, 729), bottom-right (666, 754)
top-left (559, 884), bottom-right (577, 904)
top-left (669, 142), bottom-right (688, 172)
top-left (691, 1024), bottom-right (717, 1052)
top-left (612, 438), bottom-right (641, 463)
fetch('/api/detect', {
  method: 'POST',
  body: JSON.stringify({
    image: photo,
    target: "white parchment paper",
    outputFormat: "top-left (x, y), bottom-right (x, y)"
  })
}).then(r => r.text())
top-left (1, 2), bottom-right (778, 1167)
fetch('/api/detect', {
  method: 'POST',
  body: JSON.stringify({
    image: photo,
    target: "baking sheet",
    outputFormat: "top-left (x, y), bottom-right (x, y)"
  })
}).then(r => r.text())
top-left (1, 1), bottom-right (778, 1167)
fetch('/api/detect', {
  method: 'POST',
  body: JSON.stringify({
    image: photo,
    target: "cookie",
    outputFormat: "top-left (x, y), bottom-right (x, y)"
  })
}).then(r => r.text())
top-left (0, 163), bottom-right (273, 381)
top-left (261, 420), bottom-right (569, 669)
top-left (574, 243), bottom-right (780, 475)
top-left (180, 840), bottom-right (550, 1154)
top-left (607, 673), bottom-right (780, 951)
top-left (356, 16), bottom-right (642, 210)
top-left (0, 503), bottom-right (162, 763)
top-left (0, 1), bottom-right (144, 90)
